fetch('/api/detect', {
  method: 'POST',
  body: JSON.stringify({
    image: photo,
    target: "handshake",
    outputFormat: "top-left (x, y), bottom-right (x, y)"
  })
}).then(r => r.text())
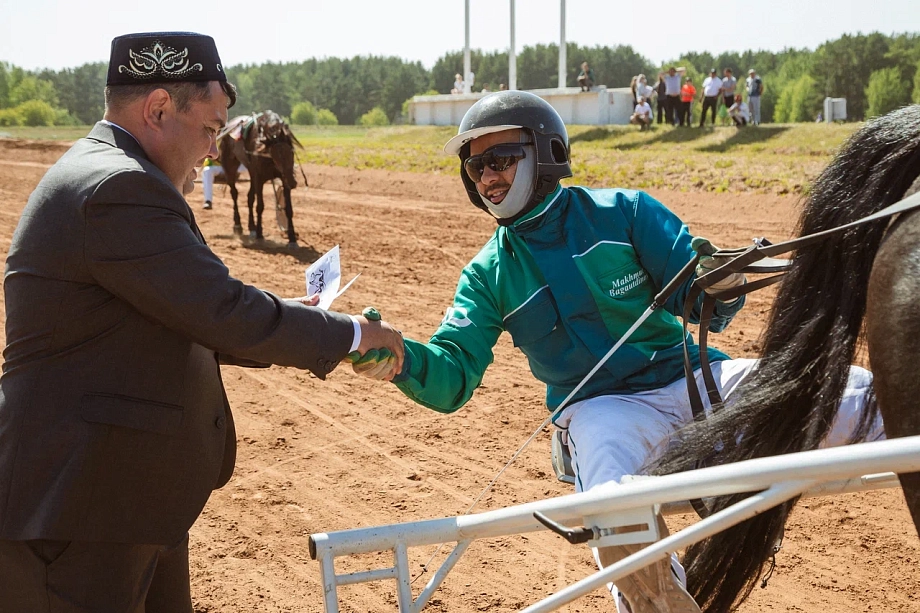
top-left (347, 307), bottom-right (404, 381)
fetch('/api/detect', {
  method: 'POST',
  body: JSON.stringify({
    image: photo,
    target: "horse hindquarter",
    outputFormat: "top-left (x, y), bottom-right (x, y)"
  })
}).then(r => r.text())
top-left (866, 210), bottom-right (920, 536)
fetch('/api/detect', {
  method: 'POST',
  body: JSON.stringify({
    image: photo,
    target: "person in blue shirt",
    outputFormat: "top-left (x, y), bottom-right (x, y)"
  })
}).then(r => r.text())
top-left (746, 69), bottom-right (764, 125)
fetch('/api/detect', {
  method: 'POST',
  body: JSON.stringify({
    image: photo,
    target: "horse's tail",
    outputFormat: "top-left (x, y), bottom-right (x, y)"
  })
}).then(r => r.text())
top-left (654, 105), bottom-right (920, 613)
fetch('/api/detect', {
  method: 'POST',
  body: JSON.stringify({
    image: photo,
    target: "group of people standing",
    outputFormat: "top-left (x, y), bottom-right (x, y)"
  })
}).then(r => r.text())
top-left (630, 66), bottom-right (764, 129)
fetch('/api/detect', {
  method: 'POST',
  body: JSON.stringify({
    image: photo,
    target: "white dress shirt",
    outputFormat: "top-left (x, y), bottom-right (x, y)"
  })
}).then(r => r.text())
top-left (702, 76), bottom-right (723, 97)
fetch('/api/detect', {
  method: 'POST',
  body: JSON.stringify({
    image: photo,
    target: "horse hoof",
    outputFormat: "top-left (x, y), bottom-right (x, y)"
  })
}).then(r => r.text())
top-left (233, 225), bottom-right (243, 235)
top-left (286, 241), bottom-right (298, 249)
top-left (249, 231), bottom-right (259, 239)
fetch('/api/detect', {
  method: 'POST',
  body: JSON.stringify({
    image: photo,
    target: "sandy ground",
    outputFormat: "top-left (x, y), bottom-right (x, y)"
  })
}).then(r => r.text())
top-left (0, 137), bottom-right (918, 613)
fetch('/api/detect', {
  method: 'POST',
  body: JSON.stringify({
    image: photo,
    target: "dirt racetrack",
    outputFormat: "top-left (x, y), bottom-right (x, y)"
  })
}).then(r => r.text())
top-left (0, 137), bottom-right (918, 612)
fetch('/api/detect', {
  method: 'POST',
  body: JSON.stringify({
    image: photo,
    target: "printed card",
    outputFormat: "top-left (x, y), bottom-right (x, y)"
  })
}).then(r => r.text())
top-left (305, 245), bottom-right (359, 310)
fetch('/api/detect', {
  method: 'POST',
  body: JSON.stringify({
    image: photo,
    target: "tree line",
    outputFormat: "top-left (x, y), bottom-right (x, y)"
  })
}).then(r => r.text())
top-left (1, 32), bottom-right (918, 127)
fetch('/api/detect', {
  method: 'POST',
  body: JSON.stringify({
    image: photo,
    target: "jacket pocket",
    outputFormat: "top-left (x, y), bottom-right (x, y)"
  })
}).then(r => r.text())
top-left (504, 290), bottom-right (560, 347)
top-left (80, 393), bottom-right (184, 436)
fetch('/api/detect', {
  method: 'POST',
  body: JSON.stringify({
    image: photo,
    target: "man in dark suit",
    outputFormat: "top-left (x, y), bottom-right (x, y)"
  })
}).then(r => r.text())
top-left (0, 32), bottom-right (404, 612)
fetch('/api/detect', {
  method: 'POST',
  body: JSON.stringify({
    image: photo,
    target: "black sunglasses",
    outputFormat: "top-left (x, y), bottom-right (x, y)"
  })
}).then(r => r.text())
top-left (463, 143), bottom-right (531, 183)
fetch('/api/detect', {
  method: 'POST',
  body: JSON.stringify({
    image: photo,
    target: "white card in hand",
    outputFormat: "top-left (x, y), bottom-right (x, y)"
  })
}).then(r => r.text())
top-left (305, 245), bottom-right (359, 310)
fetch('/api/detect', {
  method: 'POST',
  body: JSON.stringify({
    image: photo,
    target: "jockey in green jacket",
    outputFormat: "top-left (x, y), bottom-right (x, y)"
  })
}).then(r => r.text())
top-left (348, 91), bottom-right (878, 613)
top-left (393, 183), bottom-right (743, 415)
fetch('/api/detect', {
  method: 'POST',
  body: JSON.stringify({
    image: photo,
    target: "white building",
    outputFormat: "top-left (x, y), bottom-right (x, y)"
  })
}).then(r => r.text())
top-left (408, 86), bottom-right (636, 126)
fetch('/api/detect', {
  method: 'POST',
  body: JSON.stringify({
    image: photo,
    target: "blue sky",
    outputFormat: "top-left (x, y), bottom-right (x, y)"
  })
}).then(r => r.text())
top-left (2, 0), bottom-right (919, 70)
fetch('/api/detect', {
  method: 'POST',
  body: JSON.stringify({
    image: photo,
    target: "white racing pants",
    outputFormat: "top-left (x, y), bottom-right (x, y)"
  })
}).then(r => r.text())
top-left (554, 358), bottom-right (881, 610)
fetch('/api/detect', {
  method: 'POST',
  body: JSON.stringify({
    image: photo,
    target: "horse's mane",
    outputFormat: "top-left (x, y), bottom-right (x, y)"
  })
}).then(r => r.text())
top-left (652, 105), bottom-right (920, 612)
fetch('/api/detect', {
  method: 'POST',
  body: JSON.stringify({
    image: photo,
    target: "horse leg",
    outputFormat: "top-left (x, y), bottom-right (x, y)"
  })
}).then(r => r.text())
top-left (284, 186), bottom-right (297, 247)
top-left (866, 211), bottom-right (920, 537)
top-left (247, 182), bottom-right (258, 238)
top-left (255, 185), bottom-right (265, 240)
top-left (229, 182), bottom-right (243, 235)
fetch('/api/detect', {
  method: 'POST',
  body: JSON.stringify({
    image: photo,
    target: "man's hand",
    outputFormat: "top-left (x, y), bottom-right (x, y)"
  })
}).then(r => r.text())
top-left (292, 294), bottom-right (321, 307)
top-left (693, 237), bottom-right (746, 295)
top-left (349, 307), bottom-right (404, 381)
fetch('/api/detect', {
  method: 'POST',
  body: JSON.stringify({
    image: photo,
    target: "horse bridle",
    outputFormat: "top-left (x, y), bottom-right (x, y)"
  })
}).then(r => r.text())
top-left (242, 114), bottom-right (309, 187)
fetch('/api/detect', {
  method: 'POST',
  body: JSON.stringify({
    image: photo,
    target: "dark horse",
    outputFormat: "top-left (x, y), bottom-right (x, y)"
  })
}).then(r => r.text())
top-left (655, 105), bottom-right (920, 613)
top-left (218, 111), bottom-right (303, 246)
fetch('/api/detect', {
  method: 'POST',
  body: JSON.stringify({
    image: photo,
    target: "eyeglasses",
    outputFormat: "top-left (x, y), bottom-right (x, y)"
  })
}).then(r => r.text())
top-left (463, 143), bottom-right (531, 183)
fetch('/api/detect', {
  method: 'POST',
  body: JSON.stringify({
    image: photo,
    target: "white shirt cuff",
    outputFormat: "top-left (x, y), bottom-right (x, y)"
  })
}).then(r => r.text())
top-left (348, 315), bottom-right (361, 353)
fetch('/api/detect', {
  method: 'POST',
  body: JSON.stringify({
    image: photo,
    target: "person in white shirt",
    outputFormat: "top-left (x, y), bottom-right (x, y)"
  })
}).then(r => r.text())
top-left (728, 93), bottom-right (750, 127)
top-left (635, 74), bottom-right (655, 102)
top-left (720, 68), bottom-right (737, 110)
top-left (452, 74), bottom-right (464, 94)
top-left (699, 68), bottom-right (722, 127)
top-left (630, 96), bottom-right (653, 130)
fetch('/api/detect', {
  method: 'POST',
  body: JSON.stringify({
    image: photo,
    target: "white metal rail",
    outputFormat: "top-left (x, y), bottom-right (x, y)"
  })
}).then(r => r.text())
top-left (309, 436), bottom-right (920, 613)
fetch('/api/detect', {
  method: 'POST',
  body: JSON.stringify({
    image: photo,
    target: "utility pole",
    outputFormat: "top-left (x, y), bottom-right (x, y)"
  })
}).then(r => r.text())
top-left (558, 0), bottom-right (567, 89)
top-left (464, 0), bottom-right (472, 94)
top-left (509, 0), bottom-right (517, 90)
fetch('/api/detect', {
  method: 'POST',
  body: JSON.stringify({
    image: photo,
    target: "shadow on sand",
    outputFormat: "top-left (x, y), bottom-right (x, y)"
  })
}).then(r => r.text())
top-left (570, 124), bottom-right (791, 154)
top-left (610, 126), bottom-right (711, 150)
top-left (697, 125), bottom-right (790, 153)
top-left (211, 233), bottom-right (321, 264)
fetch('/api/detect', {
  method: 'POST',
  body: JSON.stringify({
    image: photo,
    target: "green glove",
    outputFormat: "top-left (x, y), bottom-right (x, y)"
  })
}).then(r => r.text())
top-left (691, 236), bottom-right (716, 257)
top-left (361, 306), bottom-right (381, 322)
top-left (349, 348), bottom-right (396, 379)
top-left (345, 307), bottom-right (398, 380)
top-left (692, 237), bottom-right (745, 294)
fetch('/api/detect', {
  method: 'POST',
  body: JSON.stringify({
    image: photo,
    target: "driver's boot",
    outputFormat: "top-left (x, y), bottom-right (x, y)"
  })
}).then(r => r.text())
top-left (595, 515), bottom-right (701, 613)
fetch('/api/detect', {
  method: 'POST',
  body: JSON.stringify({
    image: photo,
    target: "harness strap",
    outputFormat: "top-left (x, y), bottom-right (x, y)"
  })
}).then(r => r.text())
top-left (704, 189), bottom-right (920, 266)
top-left (687, 189), bottom-right (920, 417)
top-left (679, 189), bottom-right (920, 518)
top-left (680, 282), bottom-right (707, 418)
top-left (687, 272), bottom-right (787, 419)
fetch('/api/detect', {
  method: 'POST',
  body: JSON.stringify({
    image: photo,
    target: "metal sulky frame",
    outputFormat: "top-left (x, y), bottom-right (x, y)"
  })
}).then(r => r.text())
top-left (309, 436), bottom-right (920, 613)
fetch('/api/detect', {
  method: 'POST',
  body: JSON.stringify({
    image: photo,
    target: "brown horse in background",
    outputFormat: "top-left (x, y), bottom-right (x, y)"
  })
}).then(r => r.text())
top-left (218, 111), bottom-right (304, 247)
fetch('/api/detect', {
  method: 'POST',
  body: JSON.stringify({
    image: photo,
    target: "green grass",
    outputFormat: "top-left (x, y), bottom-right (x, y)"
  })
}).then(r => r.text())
top-left (0, 125), bottom-right (97, 141)
top-left (291, 124), bottom-right (458, 174)
top-left (288, 122), bottom-right (861, 195)
top-left (3, 122), bottom-right (863, 195)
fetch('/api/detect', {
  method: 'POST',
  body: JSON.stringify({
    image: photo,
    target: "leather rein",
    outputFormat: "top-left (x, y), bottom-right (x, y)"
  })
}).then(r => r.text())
top-left (667, 189), bottom-right (920, 517)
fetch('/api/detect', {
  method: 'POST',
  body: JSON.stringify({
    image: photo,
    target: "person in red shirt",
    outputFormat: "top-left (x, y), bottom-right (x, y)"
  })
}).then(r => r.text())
top-left (680, 77), bottom-right (697, 127)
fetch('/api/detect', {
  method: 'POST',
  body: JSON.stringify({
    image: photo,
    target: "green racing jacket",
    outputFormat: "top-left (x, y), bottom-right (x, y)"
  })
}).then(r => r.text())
top-left (393, 185), bottom-right (744, 417)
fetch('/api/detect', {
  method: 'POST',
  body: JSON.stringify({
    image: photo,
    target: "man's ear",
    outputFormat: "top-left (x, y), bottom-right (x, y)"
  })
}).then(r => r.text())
top-left (143, 88), bottom-right (173, 132)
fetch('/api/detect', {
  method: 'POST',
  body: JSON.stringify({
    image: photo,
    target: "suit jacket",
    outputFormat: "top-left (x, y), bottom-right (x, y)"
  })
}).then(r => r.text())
top-left (0, 122), bottom-right (354, 545)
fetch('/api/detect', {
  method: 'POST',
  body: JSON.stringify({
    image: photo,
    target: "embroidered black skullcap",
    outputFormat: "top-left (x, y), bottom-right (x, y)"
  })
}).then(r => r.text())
top-left (107, 32), bottom-right (226, 86)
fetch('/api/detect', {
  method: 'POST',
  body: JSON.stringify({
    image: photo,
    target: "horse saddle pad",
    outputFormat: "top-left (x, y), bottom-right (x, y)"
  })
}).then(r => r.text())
top-left (221, 115), bottom-right (252, 141)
